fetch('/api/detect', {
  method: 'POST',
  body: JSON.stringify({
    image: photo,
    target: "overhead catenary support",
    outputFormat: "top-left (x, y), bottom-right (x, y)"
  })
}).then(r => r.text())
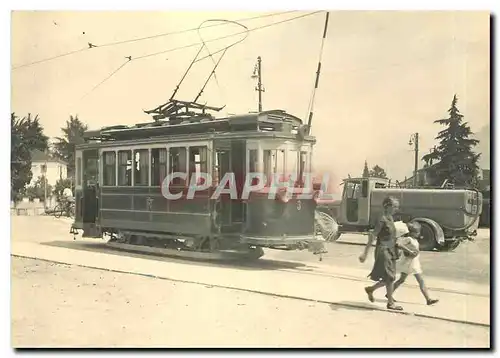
top-left (252, 56), bottom-right (265, 112)
top-left (306, 11), bottom-right (329, 134)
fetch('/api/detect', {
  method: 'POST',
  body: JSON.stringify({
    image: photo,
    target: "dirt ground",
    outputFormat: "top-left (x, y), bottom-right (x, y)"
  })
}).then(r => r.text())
top-left (11, 256), bottom-right (490, 348)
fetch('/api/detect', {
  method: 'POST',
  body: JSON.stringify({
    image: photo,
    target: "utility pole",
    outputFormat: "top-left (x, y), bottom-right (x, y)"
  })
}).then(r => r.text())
top-left (408, 133), bottom-right (419, 187)
top-left (252, 56), bottom-right (264, 112)
top-left (43, 160), bottom-right (47, 209)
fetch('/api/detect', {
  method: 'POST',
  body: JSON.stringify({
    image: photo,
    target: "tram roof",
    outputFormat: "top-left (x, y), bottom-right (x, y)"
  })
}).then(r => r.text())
top-left (82, 109), bottom-right (312, 143)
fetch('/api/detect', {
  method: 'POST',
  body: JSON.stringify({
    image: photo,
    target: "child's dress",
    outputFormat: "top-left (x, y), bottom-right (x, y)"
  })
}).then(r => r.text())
top-left (398, 236), bottom-right (423, 275)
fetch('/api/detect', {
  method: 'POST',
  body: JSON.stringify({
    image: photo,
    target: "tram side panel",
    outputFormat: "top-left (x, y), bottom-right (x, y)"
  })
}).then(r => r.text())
top-left (99, 185), bottom-right (212, 236)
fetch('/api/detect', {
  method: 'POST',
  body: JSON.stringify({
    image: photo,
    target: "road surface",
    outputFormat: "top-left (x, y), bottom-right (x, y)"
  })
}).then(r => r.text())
top-left (11, 256), bottom-right (490, 348)
top-left (14, 216), bottom-right (490, 285)
top-left (270, 232), bottom-right (491, 285)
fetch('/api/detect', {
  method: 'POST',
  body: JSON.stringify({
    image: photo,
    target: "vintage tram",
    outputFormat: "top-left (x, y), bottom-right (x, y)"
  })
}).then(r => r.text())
top-left (70, 101), bottom-right (326, 260)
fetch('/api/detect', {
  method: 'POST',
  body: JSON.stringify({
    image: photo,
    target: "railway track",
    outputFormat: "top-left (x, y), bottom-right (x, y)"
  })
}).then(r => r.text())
top-left (49, 237), bottom-right (489, 299)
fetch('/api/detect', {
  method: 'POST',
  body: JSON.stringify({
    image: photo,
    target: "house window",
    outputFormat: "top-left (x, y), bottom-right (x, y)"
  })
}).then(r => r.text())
top-left (118, 150), bottom-right (132, 186)
top-left (102, 151), bottom-right (116, 186)
top-left (134, 149), bottom-right (149, 186)
top-left (151, 148), bottom-right (167, 186)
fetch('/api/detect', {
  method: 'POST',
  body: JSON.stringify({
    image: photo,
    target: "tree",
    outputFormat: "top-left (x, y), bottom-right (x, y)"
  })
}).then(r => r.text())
top-left (26, 175), bottom-right (53, 202)
top-left (53, 178), bottom-right (73, 200)
top-left (53, 115), bottom-right (88, 181)
top-left (362, 161), bottom-right (370, 177)
top-left (369, 165), bottom-right (387, 179)
top-left (422, 95), bottom-right (480, 187)
top-left (11, 113), bottom-right (49, 202)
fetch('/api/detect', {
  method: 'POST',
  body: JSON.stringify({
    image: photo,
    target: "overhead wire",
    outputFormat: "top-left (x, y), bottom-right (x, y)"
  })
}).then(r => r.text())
top-left (11, 11), bottom-right (297, 71)
top-left (80, 11), bottom-right (322, 102)
top-left (80, 60), bottom-right (131, 100)
top-left (133, 11), bottom-right (322, 62)
top-left (191, 19), bottom-right (250, 106)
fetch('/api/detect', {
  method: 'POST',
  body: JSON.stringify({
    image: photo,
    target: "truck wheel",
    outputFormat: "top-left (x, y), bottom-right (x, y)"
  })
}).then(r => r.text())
top-left (416, 221), bottom-right (437, 251)
top-left (437, 240), bottom-right (461, 252)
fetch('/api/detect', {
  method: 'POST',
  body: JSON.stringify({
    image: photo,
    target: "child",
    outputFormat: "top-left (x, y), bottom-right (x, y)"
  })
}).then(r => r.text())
top-left (394, 222), bottom-right (439, 306)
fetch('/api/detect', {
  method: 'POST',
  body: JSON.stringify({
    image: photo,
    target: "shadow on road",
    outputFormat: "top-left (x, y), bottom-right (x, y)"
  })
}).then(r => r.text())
top-left (40, 240), bottom-right (308, 272)
top-left (329, 301), bottom-right (378, 312)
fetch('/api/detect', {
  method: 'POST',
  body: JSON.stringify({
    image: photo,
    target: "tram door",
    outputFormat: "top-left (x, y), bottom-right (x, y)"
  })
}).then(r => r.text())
top-left (214, 140), bottom-right (246, 231)
top-left (81, 149), bottom-right (99, 225)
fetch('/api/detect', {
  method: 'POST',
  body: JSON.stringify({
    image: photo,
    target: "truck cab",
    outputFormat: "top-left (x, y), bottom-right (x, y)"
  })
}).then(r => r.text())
top-left (338, 177), bottom-right (390, 232)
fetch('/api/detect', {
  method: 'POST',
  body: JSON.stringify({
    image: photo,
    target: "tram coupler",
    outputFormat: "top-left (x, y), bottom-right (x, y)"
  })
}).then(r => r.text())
top-left (69, 226), bottom-right (79, 240)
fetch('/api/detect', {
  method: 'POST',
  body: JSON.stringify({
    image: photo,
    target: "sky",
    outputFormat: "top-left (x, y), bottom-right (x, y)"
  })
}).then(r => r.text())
top-left (10, 10), bottom-right (490, 187)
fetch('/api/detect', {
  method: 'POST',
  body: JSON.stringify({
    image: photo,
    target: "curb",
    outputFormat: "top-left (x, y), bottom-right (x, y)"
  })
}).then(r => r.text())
top-left (12, 254), bottom-right (490, 329)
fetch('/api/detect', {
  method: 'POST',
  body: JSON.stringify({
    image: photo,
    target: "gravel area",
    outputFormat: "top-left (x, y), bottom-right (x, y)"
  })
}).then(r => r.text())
top-left (11, 256), bottom-right (490, 348)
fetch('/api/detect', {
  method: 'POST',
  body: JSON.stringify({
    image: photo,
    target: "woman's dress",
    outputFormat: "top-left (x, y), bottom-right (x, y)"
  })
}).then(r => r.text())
top-left (368, 215), bottom-right (398, 282)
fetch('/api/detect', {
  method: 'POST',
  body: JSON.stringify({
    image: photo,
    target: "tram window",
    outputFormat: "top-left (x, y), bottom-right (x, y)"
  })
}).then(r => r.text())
top-left (300, 151), bottom-right (310, 174)
top-left (134, 149), bottom-right (149, 186)
top-left (299, 151), bottom-right (307, 181)
top-left (214, 150), bottom-right (228, 185)
top-left (151, 148), bottom-right (167, 186)
top-left (249, 150), bottom-right (258, 172)
top-left (263, 150), bottom-right (274, 184)
top-left (276, 149), bottom-right (285, 178)
top-left (84, 157), bottom-right (99, 185)
top-left (286, 150), bottom-right (298, 178)
top-left (102, 151), bottom-right (116, 186)
top-left (169, 147), bottom-right (187, 185)
top-left (118, 150), bottom-right (132, 186)
top-left (189, 146), bottom-right (207, 185)
top-left (76, 157), bottom-right (82, 186)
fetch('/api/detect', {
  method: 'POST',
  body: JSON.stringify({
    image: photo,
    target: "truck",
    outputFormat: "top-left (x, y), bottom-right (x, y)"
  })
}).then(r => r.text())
top-left (315, 176), bottom-right (483, 252)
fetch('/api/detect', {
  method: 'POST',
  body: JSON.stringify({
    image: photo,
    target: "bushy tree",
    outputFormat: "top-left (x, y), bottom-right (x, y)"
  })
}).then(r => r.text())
top-left (53, 178), bottom-right (73, 200)
top-left (422, 95), bottom-right (480, 187)
top-left (26, 175), bottom-right (52, 202)
top-left (362, 161), bottom-right (369, 177)
top-left (53, 115), bottom-right (88, 180)
top-left (11, 113), bottom-right (49, 202)
top-left (369, 165), bottom-right (387, 179)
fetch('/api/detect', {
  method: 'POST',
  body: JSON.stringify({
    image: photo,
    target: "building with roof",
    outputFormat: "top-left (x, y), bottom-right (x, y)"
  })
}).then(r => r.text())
top-left (30, 150), bottom-right (68, 186)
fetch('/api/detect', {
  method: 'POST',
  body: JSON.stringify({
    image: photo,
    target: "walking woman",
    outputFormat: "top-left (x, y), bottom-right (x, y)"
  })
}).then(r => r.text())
top-left (359, 196), bottom-right (403, 311)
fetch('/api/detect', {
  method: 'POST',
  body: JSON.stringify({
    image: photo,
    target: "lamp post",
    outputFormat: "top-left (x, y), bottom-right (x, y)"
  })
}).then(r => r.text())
top-left (408, 133), bottom-right (419, 187)
top-left (251, 56), bottom-right (264, 112)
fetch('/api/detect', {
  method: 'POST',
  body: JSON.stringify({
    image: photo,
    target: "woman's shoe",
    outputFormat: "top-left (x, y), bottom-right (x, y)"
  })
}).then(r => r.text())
top-left (427, 299), bottom-right (439, 306)
top-left (387, 303), bottom-right (403, 311)
top-left (365, 287), bottom-right (375, 303)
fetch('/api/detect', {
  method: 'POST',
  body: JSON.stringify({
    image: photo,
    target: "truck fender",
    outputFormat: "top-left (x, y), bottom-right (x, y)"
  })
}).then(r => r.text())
top-left (411, 217), bottom-right (445, 246)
